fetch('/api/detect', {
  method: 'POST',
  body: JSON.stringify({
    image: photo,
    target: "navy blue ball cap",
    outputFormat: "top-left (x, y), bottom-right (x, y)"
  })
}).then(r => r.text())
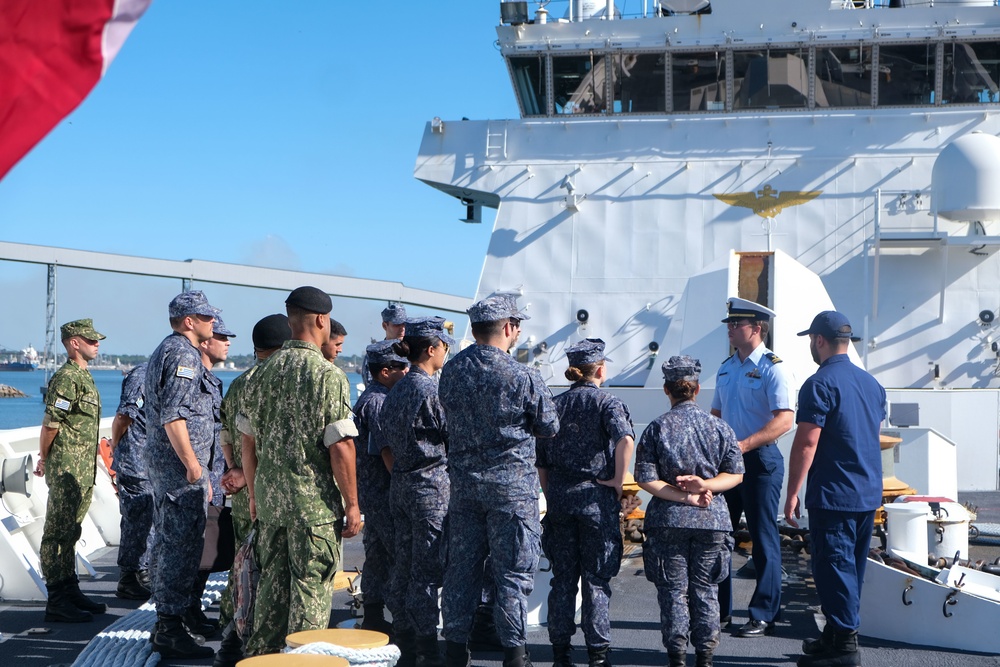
top-left (566, 338), bottom-right (610, 366)
top-left (661, 355), bottom-right (701, 382)
top-left (797, 310), bottom-right (861, 342)
top-left (366, 339), bottom-right (410, 367)
top-left (169, 290), bottom-right (221, 319)
top-left (212, 316), bottom-right (236, 337)
top-left (285, 286), bottom-right (332, 314)
top-left (382, 303), bottom-right (407, 324)
top-left (406, 316), bottom-right (456, 347)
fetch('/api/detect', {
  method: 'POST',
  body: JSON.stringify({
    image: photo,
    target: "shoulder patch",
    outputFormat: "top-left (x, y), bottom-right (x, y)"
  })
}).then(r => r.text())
top-left (54, 398), bottom-right (71, 411)
top-left (176, 366), bottom-right (196, 379)
top-left (764, 352), bottom-right (783, 364)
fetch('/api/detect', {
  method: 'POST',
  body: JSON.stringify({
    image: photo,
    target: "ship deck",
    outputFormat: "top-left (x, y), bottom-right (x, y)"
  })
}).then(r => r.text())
top-left (3, 492), bottom-right (1000, 666)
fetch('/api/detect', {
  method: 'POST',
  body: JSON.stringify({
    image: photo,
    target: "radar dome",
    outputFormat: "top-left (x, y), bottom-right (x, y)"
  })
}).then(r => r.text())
top-left (933, 132), bottom-right (1000, 222)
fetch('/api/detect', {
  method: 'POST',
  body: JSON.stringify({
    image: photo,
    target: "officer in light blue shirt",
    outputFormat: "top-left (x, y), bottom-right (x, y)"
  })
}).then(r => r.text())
top-left (710, 297), bottom-right (794, 638)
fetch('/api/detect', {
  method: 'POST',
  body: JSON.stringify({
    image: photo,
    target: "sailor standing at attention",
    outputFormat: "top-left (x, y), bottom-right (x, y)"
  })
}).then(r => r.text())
top-left (361, 303), bottom-right (407, 386)
top-left (784, 312), bottom-right (885, 667)
top-left (35, 318), bottom-right (108, 623)
top-left (711, 297), bottom-right (794, 638)
top-left (239, 286), bottom-right (360, 657)
top-left (439, 295), bottom-right (559, 667)
top-left (537, 338), bottom-right (634, 667)
top-left (110, 361), bottom-right (153, 601)
top-left (144, 291), bottom-right (221, 659)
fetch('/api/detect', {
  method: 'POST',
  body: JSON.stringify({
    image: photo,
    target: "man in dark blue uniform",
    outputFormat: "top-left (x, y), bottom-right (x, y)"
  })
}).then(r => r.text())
top-left (439, 295), bottom-right (559, 667)
top-left (144, 290), bottom-right (221, 660)
top-left (785, 311), bottom-right (885, 667)
top-left (711, 297), bottom-right (794, 638)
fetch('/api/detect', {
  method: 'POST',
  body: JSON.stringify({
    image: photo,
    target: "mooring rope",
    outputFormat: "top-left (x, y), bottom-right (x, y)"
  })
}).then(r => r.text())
top-left (288, 640), bottom-right (401, 667)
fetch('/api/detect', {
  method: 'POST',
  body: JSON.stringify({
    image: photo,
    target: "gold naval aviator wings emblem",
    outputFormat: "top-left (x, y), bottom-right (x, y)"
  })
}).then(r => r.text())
top-left (714, 184), bottom-right (821, 219)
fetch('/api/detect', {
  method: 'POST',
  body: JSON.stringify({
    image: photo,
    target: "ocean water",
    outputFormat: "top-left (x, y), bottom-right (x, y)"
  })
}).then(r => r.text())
top-left (0, 368), bottom-right (363, 430)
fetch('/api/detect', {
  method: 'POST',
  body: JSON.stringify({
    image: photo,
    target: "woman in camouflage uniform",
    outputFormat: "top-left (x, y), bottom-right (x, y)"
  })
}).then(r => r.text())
top-left (378, 316), bottom-right (455, 667)
top-left (634, 356), bottom-right (745, 667)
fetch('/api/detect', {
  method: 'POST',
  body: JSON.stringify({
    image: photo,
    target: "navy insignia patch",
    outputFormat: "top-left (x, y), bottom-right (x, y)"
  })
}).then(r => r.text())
top-left (176, 366), bottom-right (196, 379)
top-left (54, 398), bottom-right (71, 411)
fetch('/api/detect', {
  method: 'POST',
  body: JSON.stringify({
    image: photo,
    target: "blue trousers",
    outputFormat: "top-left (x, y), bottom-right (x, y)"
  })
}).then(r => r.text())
top-left (116, 473), bottom-right (155, 572)
top-left (808, 509), bottom-right (875, 632)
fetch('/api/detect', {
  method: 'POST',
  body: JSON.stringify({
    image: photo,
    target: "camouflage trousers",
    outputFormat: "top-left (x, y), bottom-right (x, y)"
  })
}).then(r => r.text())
top-left (40, 470), bottom-right (94, 584)
top-left (361, 503), bottom-right (394, 608)
top-left (148, 470), bottom-right (208, 615)
top-left (541, 489), bottom-right (622, 648)
top-left (442, 489), bottom-right (540, 647)
top-left (389, 497), bottom-right (447, 635)
top-left (644, 527), bottom-right (732, 655)
top-left (245, 520), bottom-right (342, 657)
top-left (116, 474), bottom-right (155, 572)
top-left (219, 496), bottom-right (253, 630)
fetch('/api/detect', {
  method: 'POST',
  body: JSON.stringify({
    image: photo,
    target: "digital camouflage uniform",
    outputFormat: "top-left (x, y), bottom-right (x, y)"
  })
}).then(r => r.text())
top-left (112, 363), bottom-right (155, 574)
top-left (634, 401), bottom-right (744, 655)
top-left (377, 366), bottom-right (449, 635)
top-left (537, 380), bottom-right (633, 650)
top-left (40, 359), bottom-right (102, 585)
top-left (144, 332), bottom-right (216, 616)
top-left (439, 343), bottom-right (559, 647)
top-left (205, 369), bottom-right (224, 507)
top-left (352, 380), bottom-right (394, 612)
top-left (217, 361), bottom-right (261, 629)
top-left (240, 339), bottom-right (357, 656)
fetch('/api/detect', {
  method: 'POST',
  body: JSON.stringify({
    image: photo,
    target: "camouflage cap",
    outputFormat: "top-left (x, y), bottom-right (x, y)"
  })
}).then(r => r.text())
top-left (381, 303), bottom-right (407, 325)
top-left (467, 294), bottom-right (531, 324)
top-left (60, 318), bottom-right (106, 341)
top-left (252, 314), bottom-right (291, 350)
top-left (566, 338), bottom-right (611, 366)
top-left (212, 316), bottom-right (237, 338)
top-left (168, 290), bottom-right (221, 319)
top-left (366, 339), bottom-right (410, 367)
top-left (285, 286), bottom-right (332, 314)
top-left (661, 355), bottom-right (701, 382)
top-left (406, 316), bottom-right (456, 347)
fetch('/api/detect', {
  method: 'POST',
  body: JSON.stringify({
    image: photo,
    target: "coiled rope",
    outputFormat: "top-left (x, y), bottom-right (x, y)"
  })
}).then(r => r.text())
top-left (70, 571), bottom-right (228, 667)
top-left (288, 641), bottom-right (401, 667)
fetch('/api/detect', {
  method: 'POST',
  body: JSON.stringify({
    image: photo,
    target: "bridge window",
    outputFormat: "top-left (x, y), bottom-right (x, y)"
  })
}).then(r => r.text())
top-left (941, 41), bottom-right (1000, 105)
top-left (878, 43), bottom-right (936, 106)
top-left (612, 53), bottom-right (666, 113)
top-left (510, 56), bottom-right (547, 116)
top-left (554, 54), bottom-right (610, 114)
top-left (671, 50), bottom-right (726, 112)
top-left (732, 48), bottom-right (810, 109)
top-left (816, 46), bottom-right (873, 107)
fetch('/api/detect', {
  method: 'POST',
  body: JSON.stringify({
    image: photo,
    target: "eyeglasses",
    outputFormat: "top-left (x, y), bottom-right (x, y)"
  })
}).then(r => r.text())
top-left (509, 318), bottom-right (522, 328)
top-left (726, 320), bottom-right (753, 330)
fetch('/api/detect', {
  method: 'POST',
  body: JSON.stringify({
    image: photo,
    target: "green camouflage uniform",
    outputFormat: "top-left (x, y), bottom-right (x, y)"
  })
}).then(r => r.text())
top-left (217, 361), bottom-right (260, 630)
top-left (40, 360), bottom-right (101, 584)
top-left (240, 340), bottom-right (357, 656)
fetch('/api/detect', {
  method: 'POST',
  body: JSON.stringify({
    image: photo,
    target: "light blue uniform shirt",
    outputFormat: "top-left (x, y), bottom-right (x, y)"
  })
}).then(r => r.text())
top-left (711, 343), bottom-right (794, 440)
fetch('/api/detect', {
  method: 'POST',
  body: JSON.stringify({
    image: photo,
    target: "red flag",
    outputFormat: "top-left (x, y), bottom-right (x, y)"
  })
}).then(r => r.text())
top-left (0, 0), bottom-right (151, 180)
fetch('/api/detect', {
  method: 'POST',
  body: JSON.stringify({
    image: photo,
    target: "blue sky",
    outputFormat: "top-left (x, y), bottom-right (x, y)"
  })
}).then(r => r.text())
top-left (0, 2), bottom-right (516, 357)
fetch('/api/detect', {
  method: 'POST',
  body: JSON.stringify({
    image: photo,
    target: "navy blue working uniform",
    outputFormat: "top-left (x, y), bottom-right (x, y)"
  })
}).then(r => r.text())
top-left (353, 380), bottom-right (394, 615)
top-left (440, 342), bottom-right (559, 648)
top-left (796, 353), bottom-right (885, 633)
top-left (537, 380), bottom-right (633, 651)
top-left (635, 399), bottom-right (744, 656)
top-left (378, 365), bottom-right (450, 636)
top-left (144, 332), bottom-right (216, 616)
top-left (113, 363), bottom-right (155, 575)
top-left (712, 344), bottom-right (793, 626)
top-left (204, 368), bottom-right (225, 507)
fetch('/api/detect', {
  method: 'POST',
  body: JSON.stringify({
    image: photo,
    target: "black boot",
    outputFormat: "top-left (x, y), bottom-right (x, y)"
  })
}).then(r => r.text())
top-left (65, 576), bottom-right (106, 614)
top-left (445, 641), bottom-right (471, 667)
top-left (213, 625), bottom-right (245, 667)
top-left (587, 646), bottom-right (609, 667)
top-left (396, 628), bottom-right (418, 667)
top-left (668, 652), bottom-right (686, 667)
top-left (503, 644), bottom-right (533, 667)
top-left (152, 613), bottom-right (214, 659)
top-left (183, 602), bottom-right (220, 639)
top-left (797, 629), bottom-right (861, 667)
top-left (117, 570), bottom-right (152, 600)
top-left (138, 569), bottom-right (152, 587)
top-left (802, 623), bottom-right (836, 655)
top-left (553, 643), bottom-right (574, 667)
top-left (44, 580), bottom-right (92, 623)
top-left (695, 651), bottom-right (713, 667)
top-left (469, 604), bottom-right (503, 651)
top-left (415, 633), bottom-right (445, 667)
top-left (361, 602), bottom-right (394, 636)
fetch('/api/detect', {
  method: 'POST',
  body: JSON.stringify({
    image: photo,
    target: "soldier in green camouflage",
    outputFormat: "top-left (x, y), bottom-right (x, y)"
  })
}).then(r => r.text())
top-left (238, 287), bottom-right (360, 657)
top-left (35, 318), bottom-right (108, 623)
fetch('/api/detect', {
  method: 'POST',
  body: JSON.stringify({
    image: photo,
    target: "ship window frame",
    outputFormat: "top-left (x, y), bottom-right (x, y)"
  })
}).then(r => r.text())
top-left (939, 36), bottom-right (1000, 107)
top-left (668, 46), bottom-right (729, 114)
top-left (507, 54), bottom-right (549, 117)
top-left (874, 39), bottom-right (940, 108)
top-left (550, 49), bottom-right (616, 117)
top-left (609, 49), bottom-right (670, 115)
